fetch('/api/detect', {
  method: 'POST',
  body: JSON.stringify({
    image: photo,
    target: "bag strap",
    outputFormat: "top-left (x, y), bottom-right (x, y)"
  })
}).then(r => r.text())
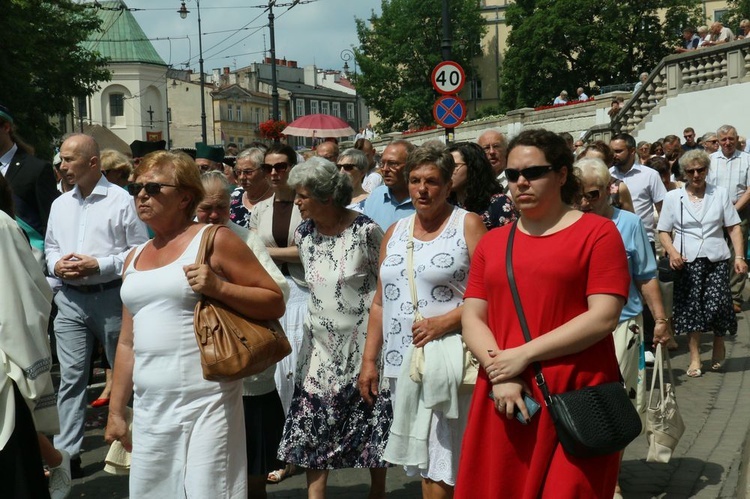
top-left (406, 216), bottom-right (421, 320)
top-left (506, 222), bottom-right (554, 405)
top-left (195, 224), bottom-right (222, 266)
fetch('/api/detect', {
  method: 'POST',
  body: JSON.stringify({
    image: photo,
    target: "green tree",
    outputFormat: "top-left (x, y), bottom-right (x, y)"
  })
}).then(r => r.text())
top-left (354, 0), bottom-right (486, 133)
top-left (0, 0), bottom-right (110, 157)
top-left (723, 0), bottom-right (750, 28)
top-left (500, 0), bottom-right (703, 111)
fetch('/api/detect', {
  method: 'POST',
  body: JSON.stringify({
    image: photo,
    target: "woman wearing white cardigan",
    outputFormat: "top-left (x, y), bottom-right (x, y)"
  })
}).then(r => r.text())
top-left (657, 149), bottom-right (747, 377)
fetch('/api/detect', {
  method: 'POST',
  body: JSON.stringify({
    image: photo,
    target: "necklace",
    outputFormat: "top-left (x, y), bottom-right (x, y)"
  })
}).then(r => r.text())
top-left (245, 185), bottom-right (271, 204)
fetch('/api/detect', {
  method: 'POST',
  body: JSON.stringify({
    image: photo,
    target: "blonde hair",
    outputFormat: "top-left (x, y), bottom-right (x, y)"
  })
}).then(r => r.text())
top-left (135, 150), bottom-right (204, 218)
top-left (574, 157), bottom-right (611, 189)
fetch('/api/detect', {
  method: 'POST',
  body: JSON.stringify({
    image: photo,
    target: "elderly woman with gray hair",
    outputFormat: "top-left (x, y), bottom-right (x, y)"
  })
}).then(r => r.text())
top-left (337, 148), bottom-right (371, 212)
top-left (276, 157), bottom-right (392, 498)
top-left (658, 149), bottom-right (747, 377)
top-left (196, 172), bottom-right (289, 498)
top-left (229, 147), bottom-right (272, 228)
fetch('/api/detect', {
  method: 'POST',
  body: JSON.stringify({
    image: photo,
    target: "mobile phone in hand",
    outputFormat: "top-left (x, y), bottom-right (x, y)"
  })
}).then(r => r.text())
top-left (488, 391), bottom-right (541, 424)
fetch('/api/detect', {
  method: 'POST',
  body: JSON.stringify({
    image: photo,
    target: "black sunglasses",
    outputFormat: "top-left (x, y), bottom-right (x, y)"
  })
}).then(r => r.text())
top-left (685, 166), bottom-right (708, 175)
top-left (126, 182), bottom-right (178, 196)
top-left (261, 162), bottom-right (290, 174)
top-left (504, 165), bottom-right (554, 183)
top-left (337, 163), bottom-right (358, 172)
top-left (581, 189), bottom-right (601, 201)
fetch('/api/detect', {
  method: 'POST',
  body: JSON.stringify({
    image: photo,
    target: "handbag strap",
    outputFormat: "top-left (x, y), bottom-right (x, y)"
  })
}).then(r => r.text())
top-left (406, 216), bottom-right (421, 320)
top-left (505, 222), bottom-right (554, 404)
top-left (647, 343), bottom-right (676, 408)
top-left (505, 222), bottom-right (625, 405)
top-left (195, 224), bottom-right (221, 266)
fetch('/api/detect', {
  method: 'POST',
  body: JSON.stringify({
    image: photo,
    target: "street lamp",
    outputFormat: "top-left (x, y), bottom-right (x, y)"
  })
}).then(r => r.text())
top-left (340, 48), bottom-right (359, 132)
top-left (178, 0), bottom-right (207, 144)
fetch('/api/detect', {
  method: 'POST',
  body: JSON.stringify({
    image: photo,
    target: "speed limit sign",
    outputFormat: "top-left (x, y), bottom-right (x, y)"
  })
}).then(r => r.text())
top-left (431, 61), bottom-right (466, 95)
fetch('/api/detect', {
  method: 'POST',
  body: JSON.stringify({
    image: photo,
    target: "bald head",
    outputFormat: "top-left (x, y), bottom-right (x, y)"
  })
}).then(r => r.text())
top-left (477, 129), bottom-right (507, 175)
top-left (316, 141), bottom-right (339, 163)
top-left (59, 134), bottom-right (101, 195)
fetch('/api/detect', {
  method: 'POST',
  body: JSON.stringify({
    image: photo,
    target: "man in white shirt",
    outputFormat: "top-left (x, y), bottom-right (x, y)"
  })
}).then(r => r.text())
top-left (610, 133), bottom-right (667, 245)
top-left (45, 134), bottom-right (148, 477)
top-left (708, 124), bottom-right (750, 312)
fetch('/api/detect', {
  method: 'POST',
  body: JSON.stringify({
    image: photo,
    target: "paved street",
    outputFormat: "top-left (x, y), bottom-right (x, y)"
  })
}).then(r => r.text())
top-left (68, 307), bottom-right (750, 498)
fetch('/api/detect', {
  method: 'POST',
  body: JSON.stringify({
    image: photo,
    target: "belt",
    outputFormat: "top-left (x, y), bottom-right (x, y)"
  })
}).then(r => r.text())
top-left (65, 279), bottom-right (122, 294)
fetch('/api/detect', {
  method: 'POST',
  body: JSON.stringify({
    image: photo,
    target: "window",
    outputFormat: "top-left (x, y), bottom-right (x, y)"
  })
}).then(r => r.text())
top-left (296, 99), bottom-right (305, 118)
top-left (109, 93), bottom-right (124, 117)
top-left (321, 101), bottom-right (330, 115)
top-left (714, 9), bottom-right (728, 22)
top-left (310, 100), bottom-right (319, 114)
top-left (236, 105), bottom-right (242, 122)
top-left (227, 104), bottom-right (233, 121)
top-left (255, 107), bottom-right (262, 124)
top-left (472, 78), bottom-right (483, 100)
top-left (77, 96), bottom-right (87, 118)
top-left (347, 102), bottom-right (355, 120)
top-left (229, 136), bottom-right (235, 144)
top-left (238, 137), bottom-right (244, 149)
top-left (332, 102), bottom-right (341, 118)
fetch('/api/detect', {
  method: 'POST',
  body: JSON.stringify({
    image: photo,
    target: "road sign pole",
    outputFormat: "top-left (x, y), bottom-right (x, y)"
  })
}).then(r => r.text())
top-left (445, 127), bottom-right (454, 145)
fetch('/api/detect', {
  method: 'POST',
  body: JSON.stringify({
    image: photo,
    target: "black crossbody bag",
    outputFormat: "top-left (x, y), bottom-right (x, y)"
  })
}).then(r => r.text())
top-left (505, 222), bottom-right (642, 458)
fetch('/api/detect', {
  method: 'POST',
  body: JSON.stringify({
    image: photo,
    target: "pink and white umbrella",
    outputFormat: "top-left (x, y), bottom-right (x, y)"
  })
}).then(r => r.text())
top-left (282, 114), bottom-right (355, 138)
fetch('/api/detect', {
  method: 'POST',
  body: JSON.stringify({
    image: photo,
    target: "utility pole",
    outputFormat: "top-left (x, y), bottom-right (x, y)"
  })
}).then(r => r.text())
top-left (269, 1), bottom-right (279, 123)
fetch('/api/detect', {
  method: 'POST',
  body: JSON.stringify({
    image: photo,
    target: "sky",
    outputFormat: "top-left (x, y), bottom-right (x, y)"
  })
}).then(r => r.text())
top-left (117, 0), bottom-right (382, 72)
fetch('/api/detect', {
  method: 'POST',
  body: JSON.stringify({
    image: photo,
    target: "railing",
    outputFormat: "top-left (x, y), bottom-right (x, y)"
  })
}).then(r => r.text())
top-left (613, 38), bottom-right (750, 135)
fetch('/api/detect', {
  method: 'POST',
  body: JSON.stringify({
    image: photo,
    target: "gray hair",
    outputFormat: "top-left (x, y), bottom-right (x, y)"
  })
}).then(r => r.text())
top-left (574, 157), bottom-right (611, 189)
top-left (678, 149), bottom-right (710, 174)
top-left (201, 171), bottom-right (231, 201)
top-left (339, 148), bottom-right (369, 172)
top-left (287, 156), bottom-right (353, 207)
top-left (717, 124), bottom-right (737, 137)
top-left (236, 147), bottom-right (265, 168)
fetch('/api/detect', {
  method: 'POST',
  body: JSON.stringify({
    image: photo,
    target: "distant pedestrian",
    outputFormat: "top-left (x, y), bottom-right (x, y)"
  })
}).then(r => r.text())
top-left (553, 90), bottom-right (569, 105)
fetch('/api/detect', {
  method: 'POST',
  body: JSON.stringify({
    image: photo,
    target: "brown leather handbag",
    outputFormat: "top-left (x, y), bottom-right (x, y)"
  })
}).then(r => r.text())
top-left (193, 225), bottom-right (291, 382)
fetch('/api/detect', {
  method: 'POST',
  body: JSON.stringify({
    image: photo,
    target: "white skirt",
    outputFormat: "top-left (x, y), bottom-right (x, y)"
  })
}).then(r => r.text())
top-left (274, 277), bottom-right (309, 415)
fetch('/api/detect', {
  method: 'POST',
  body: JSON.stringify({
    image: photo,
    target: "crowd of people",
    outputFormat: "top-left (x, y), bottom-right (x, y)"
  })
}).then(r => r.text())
top-left (2, 92), bottom-right (750, 499)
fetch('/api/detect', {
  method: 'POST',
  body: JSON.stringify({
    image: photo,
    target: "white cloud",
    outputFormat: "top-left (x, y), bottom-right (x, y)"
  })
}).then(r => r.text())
top-left (122, 0), bottom-right (381, 71)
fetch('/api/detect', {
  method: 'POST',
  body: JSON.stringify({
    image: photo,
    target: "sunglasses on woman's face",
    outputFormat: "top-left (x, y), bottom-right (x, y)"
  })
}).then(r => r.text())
top-left (337, 163), bottom-right (357, 172)
top-left (581, 189), bottom-right (601, 201)
top-left (261, 162), bottom-right (290, 174)
top-left (504, 165), bottom-right (554, 183)
top-left (685, 166), bottom-right (708, 176)
top-left (126, 182), bottom-right (178, 196)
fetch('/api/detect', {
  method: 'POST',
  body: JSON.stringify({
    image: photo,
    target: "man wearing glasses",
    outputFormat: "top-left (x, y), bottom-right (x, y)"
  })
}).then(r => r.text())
top-left (45, 134), bottom-right (148, 478)
top-left (708, 124), bottom-right (750, 313)
top-left (363, 139), bottom-right (416, 230)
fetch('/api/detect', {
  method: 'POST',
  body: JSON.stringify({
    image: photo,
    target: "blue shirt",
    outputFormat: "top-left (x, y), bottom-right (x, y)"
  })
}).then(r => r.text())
top-left (363, 185), bottom-right (415, 230)
top-left (612, 208), bottom-right (657, 322)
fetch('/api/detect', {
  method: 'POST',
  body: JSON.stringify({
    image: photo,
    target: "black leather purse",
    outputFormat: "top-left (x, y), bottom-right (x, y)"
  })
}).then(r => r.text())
top-left (505, 222), bottom-right (642, 458)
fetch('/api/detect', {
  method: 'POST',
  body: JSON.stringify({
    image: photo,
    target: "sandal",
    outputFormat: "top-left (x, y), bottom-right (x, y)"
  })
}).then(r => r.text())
top-left (686, 367), bottom-right (702, 378)
top-left (711, 343), bottom-right (726, 371)
top-left (267, 464), bottom-right (295, 484)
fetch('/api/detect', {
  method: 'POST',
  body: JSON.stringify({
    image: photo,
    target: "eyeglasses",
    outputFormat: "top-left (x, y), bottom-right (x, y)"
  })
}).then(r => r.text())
top-left (234, 167), bottom-right (260, 177)
top-left (126, 182), bottom-right (178, 196)
top-left (685, 166), bottom-right (708, 175)
top-left (504, 165), bottom-right (554, 183)
top-left (581, 189), bottom-right (601, 201)
top-left (482, 144), bottom-right (503, 153)
top-left (684, 134), bottom-right (694, 139)
top-left (380, 160), bottom-right (404, 170)
top-left (261, 162), bottom-right (290, 174)
top-left (337, 163), bottom-right (358, 172)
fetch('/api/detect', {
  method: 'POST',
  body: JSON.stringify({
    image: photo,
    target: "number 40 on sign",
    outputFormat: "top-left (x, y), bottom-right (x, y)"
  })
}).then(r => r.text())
top-left (431, 61), bottom-right (466, 95)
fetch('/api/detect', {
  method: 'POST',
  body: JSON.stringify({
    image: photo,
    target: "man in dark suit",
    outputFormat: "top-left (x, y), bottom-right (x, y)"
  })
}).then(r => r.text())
top-left (0, 104), bottom-right (59, 252)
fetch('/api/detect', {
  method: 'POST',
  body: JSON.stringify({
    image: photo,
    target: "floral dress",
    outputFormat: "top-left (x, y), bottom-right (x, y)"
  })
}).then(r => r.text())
top-left (277, 214), bottom-right (393, 469)
top-left (229, 187), bottom-right (252, 228)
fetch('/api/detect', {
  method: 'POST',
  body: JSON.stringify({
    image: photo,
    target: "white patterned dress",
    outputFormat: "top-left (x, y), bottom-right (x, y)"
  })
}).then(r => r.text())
top-left (277, 214), bottom-right (393, 468)
top-left (380, 206), bottom-right (472, 485)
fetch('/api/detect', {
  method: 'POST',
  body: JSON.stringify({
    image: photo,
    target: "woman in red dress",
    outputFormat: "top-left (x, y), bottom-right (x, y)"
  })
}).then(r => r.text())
top-left (455, 129), bottom-right (631, 498)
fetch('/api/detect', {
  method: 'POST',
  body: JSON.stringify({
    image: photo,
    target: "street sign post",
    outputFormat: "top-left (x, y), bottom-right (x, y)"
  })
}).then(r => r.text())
top-left (431, 61), bottom-right (466, 95)
top-left (433, 95), bottom-right (467, 129)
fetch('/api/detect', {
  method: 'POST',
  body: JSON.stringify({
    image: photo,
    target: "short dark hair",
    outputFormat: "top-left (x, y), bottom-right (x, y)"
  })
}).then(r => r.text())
top-left (508, 129), bottom-right (580, 205)
top-left (611, 133), bottom-right (636, 149)
top-left (404, 145), bottom-right (455, 183)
